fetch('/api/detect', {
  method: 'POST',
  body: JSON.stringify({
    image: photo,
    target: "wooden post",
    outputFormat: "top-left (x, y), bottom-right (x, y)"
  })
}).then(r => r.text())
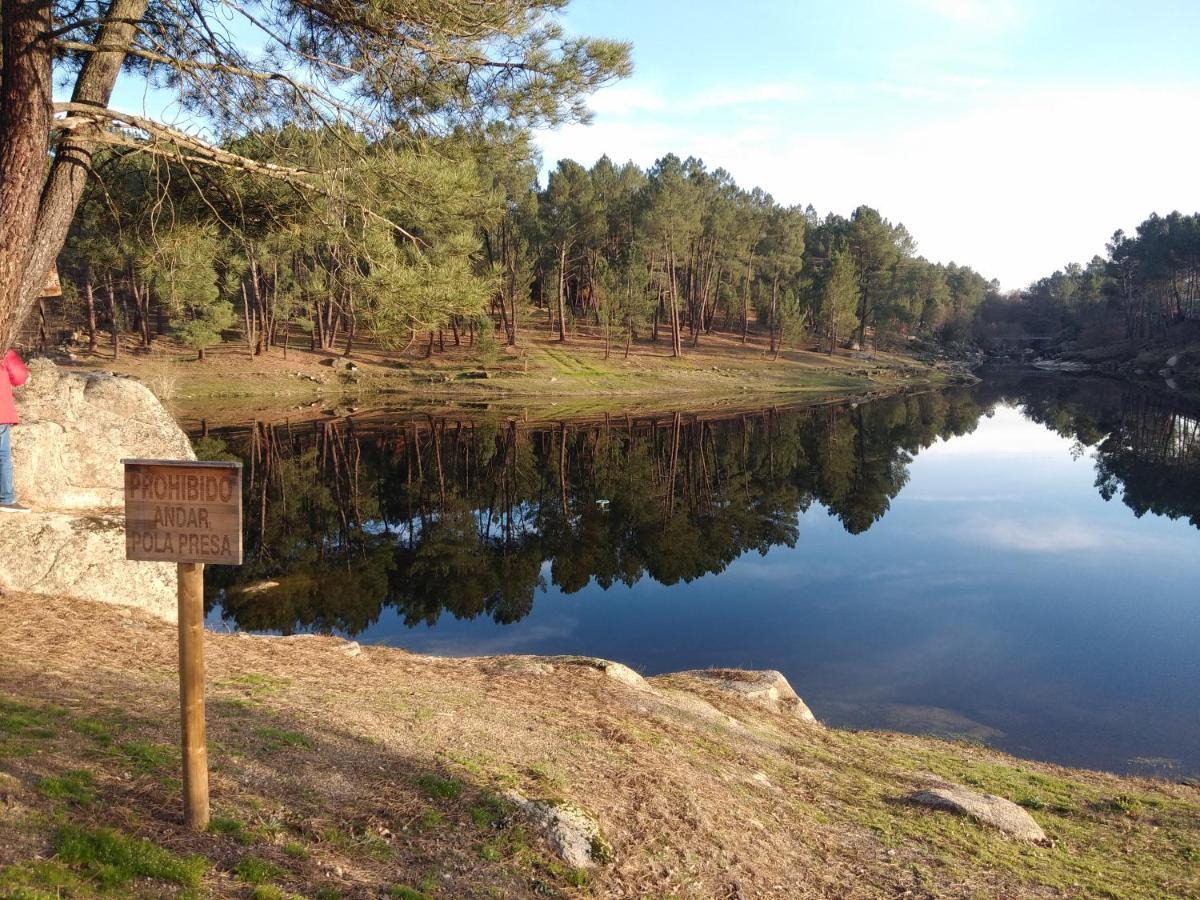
top-left (124, 459), bottom-right (241, 831)
top-left (178, 561), bottom-right (209, 830)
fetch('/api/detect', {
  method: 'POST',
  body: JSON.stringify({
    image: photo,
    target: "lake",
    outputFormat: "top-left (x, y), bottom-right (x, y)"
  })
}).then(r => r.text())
top-left (195, 371), bottom-right (1200, 778)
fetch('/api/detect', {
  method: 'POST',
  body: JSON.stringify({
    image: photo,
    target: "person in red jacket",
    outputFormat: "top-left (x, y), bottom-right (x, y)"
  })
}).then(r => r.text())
top-left (0, 349), bottom-right (31, 513)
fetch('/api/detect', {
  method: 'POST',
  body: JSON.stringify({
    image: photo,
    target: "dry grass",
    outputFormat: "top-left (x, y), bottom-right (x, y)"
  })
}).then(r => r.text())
top-left (3, 594), bottom-right (1194, 898)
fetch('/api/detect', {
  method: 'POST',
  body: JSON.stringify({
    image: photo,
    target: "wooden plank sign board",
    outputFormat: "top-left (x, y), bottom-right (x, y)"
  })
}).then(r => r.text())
top-left (123, 459), bottom-right (243, 565)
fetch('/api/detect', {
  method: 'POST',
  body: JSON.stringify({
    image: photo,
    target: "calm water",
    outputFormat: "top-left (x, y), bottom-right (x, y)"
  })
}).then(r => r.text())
top-left (196, 372), bottom-right (1200, 777)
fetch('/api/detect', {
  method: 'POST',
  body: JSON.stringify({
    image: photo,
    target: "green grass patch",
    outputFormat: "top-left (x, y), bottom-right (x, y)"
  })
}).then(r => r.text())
top-left (207, 815), bottom-right (252, 843)
top-left (470, 796), bottom-right (512, 829)
top-left (389, 886), bottom-right (431, 899)
top-left (417, 809), bottom-right (448, 830)
top-left (233, 855), bottom-right (282, 884)
top-left (54, 824), bottom-right (207, 891)
top-left (118, 739), bottom-right (175, 772)
top-left (283, 841), bottom-right (310, 860)
top-left (416, 773), bottom-right (463, 800)
top-left (71, 718), bottom-right (114, 744)
top-left (0, 698), bottom-right (63, 740)
top-left (0, 859), bottom-right (86, 898)
top-left (36, 769), bottom-right (95, 805)
top-left (254, 726), bottom-right (314, 753)
top-left (249, 886), bottom-right (288, 900)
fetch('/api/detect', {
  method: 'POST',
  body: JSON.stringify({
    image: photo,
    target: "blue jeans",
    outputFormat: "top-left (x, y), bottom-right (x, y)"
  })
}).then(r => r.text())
top-left (0, 425), bottom-right (14, 504)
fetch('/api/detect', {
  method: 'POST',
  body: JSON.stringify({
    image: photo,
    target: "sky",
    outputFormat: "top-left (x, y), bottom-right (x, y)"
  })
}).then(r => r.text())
top-left (534, 0), bottom-right (1200, 290)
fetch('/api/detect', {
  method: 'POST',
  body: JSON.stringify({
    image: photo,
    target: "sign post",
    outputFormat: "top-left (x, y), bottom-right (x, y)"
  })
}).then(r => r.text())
top-left (123, 459), bottom-right (243, 830)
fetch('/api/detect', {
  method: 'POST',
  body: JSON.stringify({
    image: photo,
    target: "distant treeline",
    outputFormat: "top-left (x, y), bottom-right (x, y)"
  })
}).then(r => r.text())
top-left (52, 130), bottom-right (996, 361)
top-left (977, 211), bottom-right (1200, 350)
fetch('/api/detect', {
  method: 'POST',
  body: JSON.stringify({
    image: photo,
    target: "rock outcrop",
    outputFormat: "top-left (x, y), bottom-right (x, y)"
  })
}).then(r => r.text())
top-left (672, 668), bottom-right (818, 723)
top-left (0, 512), bottom-right (178, 620)
top-left (0, 360), bottom-right (193, 620)
top-left (907, 778), bottom-right (1050, 844)
top-left (11, 359), bottom-right (194, 509)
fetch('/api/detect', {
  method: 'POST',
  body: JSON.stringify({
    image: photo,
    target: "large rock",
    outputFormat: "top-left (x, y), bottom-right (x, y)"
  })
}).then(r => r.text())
top-left (907, 778), bottom-right (1050, 845)
top-left (11, 359), bottom-right (194, 510)
top-left (0, 361), bottom-right (193, 620)
top-left (0, 512), bottom-right (177, 621)
top-left (673, 668), bottom-right (817, 723)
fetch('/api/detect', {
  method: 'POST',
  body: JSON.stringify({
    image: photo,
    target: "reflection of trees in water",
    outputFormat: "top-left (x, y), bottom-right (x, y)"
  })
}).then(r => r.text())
top-left (201, 391), bottom-right (986, 635)
top-left (977, 372), bottom-right (1200, 527)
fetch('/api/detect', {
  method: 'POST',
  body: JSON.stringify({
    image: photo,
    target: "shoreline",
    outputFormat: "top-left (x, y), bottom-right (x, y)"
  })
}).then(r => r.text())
top-left (52, 329), bottom-right (977, 428)
top-left (2, 593), bottom-right (1197, 898)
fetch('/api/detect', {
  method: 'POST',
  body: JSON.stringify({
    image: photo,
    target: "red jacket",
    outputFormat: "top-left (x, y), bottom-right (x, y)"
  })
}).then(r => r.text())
top-left (0, 350), bottom-right (29, 425)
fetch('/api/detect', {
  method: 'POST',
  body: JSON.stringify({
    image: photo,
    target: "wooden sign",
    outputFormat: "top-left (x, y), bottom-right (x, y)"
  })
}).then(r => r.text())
top-left (122, 458), bottom-right (243, 831)
top-left (123, 459), bottom-right (243, 565)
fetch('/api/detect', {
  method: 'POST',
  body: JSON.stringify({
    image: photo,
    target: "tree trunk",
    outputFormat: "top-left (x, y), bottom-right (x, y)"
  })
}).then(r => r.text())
top-left (667, 247), bottom-right (682, 358)
top-left (557, 243), bottom-right (568, 342)
top-left (241, 281), bottom-right (256, 355)
top-left (2, 0), bottom-right (150, 353)
top-left (103, 275), bottom-right (119, 359)
top-left (769, 272), bottom-right (779, 355)
top-left (741, 251), bottom-right (754, 345)
top-left (0, 0), bottom-right (54, 352)
top-left (83, 269), bottom-right (98, 352)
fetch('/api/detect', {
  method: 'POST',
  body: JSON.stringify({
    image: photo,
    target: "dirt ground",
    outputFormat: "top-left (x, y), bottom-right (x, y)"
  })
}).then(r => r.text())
top-left (55, 320), bottom-right (959, 428)
top-left (2, 594), bottom-right (1197, 898)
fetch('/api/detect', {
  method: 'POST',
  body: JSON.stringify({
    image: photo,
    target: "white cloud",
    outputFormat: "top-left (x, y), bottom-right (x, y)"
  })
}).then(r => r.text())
top-left (586, 79), bottom-right (809, 117)
top-left (536, 83), bottom-right (1200, 288)
top-left (963, 516), bottom-right (1109, 552)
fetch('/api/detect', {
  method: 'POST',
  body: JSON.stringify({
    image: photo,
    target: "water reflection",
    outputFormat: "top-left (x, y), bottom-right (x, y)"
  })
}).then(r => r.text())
top-left (197, 374), bottom-right (1200, 638)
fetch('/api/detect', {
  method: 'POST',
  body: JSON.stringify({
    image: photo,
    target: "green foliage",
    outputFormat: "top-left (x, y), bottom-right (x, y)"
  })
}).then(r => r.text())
top-left (821, 250), bottom-right (860, 352)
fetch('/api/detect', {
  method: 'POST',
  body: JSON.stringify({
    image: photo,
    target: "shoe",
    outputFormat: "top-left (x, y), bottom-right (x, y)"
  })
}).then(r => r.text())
top-left (0, 503), bottom-right (31, 514)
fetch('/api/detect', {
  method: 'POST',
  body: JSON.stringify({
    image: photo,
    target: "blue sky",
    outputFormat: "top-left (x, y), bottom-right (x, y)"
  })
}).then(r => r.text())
top-left (536, 0), bottom-right (1200, 288)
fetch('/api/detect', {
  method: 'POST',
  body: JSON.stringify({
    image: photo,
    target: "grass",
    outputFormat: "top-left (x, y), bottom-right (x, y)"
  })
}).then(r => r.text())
top-left (254, 726), bottom-right (314, 753)
top-left (35, 769), bottom-right (94, 805)
top-left (416, 773), bottom-right (463, 800)
top-left (118, 739), bottom-right (175, 772)
top-left (53, 824), bottom-right (208, 891)
top-left (207, 814), bottom-right (253, 843)
top-left (1, 595), bottom-right (1197, 898)
top-left (233, 855), bottom-right (283, 884)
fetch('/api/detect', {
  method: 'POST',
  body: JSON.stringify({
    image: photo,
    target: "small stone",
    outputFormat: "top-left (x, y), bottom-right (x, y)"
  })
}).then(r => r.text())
top-left (505, 792), bottom-right (610, 868)
top-left (341, 641), bottom-right (362, 658)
